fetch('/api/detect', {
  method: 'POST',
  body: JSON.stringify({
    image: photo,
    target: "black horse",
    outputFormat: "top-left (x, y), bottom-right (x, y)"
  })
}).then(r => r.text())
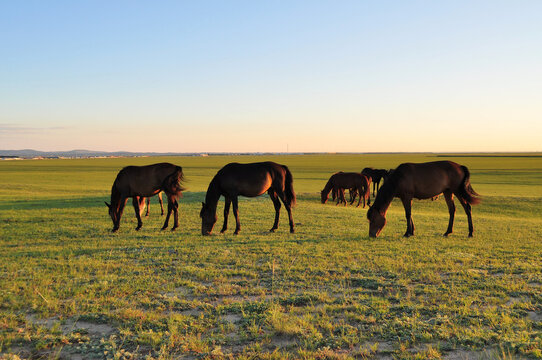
top-left (106, 163), bottom-right (185, 232)
top-left (200, 162), bottom-right (296, 235)
top-left (367, 161), bottom-right (480, 237)
top-left (361, 168), bottom-right (390, 196)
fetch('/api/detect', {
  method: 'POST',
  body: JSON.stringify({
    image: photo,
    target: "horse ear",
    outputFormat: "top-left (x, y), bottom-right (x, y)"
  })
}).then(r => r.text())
top-left (105, 202), bottom-right (111, 209)
top-left (201, 202), bottom-right (205, 207)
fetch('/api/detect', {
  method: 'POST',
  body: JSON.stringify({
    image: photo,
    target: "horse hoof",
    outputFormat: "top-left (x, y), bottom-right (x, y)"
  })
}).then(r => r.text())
top-left (220, 229), bottom-right (227, 234)
top-left (269, 228), bottom-right (276, 233)
top-left (111, 228), bottom-right (118, 233)
top-left (290, 229), bottom-right (295, 234)
top-left (136, 227), bottom-right (142, 231)
top-left (171, 227), bottom-right (178, 232)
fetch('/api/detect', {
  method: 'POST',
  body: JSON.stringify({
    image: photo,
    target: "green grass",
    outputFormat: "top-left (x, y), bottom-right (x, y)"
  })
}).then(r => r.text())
top-left (0, 154), bottom-right (541, 359)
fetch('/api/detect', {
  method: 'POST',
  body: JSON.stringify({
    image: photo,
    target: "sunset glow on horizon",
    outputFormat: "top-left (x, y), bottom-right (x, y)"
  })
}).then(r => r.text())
top-left (1, 1), bottom-right (541, 153)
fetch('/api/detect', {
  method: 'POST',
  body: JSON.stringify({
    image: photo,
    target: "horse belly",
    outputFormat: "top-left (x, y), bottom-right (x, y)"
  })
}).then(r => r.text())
top-left (412, 174), bottom-right (450, 199)
top-left (237, 175), bottom-right (272, 197)
top-left (127, 180), bottom-right (161, 197)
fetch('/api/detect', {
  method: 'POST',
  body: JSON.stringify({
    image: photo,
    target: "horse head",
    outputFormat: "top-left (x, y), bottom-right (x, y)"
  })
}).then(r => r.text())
top-left (200, 202), bottom-right (217, 235)
top-left (367, 206), bottom-right (386, 238)
top-left (105, 201), bottom-right (120, 232)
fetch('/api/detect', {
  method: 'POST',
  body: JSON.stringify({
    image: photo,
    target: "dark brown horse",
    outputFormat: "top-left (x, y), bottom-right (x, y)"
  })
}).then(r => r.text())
top-left (321, 172), bottom-right (371, 207)
top-left (200, 162), bottom-right (296, 235)
top-left (333, 187), bottom-right (360, 205)
top-left (106, 163), bottom-right (185, 232)
top-left (361, 168), bottom-right (390, 196)
top-left (145, 192), bottom-right (164, 217)
top-left (367, 161), bottom-right (480, 238)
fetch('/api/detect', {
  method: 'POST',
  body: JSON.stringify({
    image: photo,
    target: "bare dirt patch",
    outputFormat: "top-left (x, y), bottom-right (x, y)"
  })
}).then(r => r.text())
top-left (25, 314), bottom-right (115, 337)
top-left (527, 311), bottom-right (541, 322)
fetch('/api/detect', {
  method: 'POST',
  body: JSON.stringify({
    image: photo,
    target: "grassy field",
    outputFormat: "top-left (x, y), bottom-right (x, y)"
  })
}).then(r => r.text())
top-left (0, 153), bottom-right (541, 360)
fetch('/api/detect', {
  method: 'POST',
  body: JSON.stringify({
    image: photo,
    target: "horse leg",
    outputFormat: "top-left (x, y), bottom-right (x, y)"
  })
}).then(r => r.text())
top-left (443, 191), bottom-right (455, 236)
top-left (145, 197), bottom-right (150, 217)
top-left (268, 190), bottom-right (281, 232)
top-left (171, 196), bottom-right (179, 231)
top-left (232, 196), bottom-right (241, 235)
top-left (220, 197), bottom-right (231, 233)
top-left (162, 196), bottom-right (173, 230)
top-left (133, 197), bottom-right (144, 230)
top-left (457, 196), bottom-right (474, 237)
top-left (158, 192), bottom-right (164, 216)
top-left (349, 188), bottom-right (356, 205)
top-left (340, 188), bottom-right (347, 206)
top-left (400, 196), bottom-right (414, 237)
top-left (356, 186), bottom-right (363, 207)
top-left (333, 187), bottom-right (339, 205)
top-left (277, 189), bottom-right (295, 233)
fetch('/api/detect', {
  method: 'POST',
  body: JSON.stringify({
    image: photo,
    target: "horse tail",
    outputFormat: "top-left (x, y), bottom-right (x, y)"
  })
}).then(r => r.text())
top-left (458, 165), bottom-right (481, 205)
top-left (282, 165), bottom-right (296, 207)
top-left (164, 166), bottom-right (186, 196)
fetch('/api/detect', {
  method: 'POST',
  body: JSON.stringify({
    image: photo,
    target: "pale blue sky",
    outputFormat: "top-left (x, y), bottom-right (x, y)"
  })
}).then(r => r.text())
top-left (1, 1), bottom-right (541, 152)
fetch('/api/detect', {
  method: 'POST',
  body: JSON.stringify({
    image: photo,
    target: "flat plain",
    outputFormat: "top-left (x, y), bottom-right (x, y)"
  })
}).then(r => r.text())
top-left (0, 153), bottom-right (541, 359)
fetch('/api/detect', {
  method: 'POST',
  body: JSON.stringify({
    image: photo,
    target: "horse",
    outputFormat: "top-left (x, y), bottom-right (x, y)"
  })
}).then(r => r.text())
top-left (361, 168), bottom-right (390, 196)
top-left (145, 192), bottom-right (164, 217)
top-left (105, 163), bottom-right (185, 232)
top-left (321, 172), bottom-right (371, 207)
top-left (200, 162), bottom-right (296, 235)
top-left (367, 161), bottom-right (480, 238)
top-left (334, 187), bottom-right (360, 205)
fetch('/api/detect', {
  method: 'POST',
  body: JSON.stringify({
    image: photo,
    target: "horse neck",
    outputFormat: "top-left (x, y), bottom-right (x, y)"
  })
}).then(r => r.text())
top-left (204, 177), bottom-right (221, 211)
top-left (372, 181), bottom-right (395, 214)
top-left (322, 179), bottom-right (334, 196)
top-left (110, 184), bottom-right (124, 214)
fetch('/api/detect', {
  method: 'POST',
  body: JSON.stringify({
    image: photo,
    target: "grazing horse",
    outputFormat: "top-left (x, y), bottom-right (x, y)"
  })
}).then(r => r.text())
top-left (321, 172), bottom-right (371, 207)
top-left (200, 162), bottom-right (296, 235)
top-left (361, 168), bottom-right (390, 196)
top-left (334, 187), bottom-right (360, 205)
top-left (145, 192), bottom-right (164, 217)
top-left (367, 161), bottom-right (480, 238)
top-left (105, 163), bottom-right (185, 232)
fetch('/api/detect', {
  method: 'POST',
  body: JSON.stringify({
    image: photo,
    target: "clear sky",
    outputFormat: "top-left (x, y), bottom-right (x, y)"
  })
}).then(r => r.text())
top-left (1, 1), bottom-right (541, 153)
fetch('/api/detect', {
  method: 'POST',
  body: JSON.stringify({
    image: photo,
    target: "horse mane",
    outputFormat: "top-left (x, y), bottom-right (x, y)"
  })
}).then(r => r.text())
top-left (204, 175), bottom-right (221, 208)
top-left (321, 178), bottom-right (334, 196)
top-left (370, 173), bottom-right (396, 213)
top-left (108, 180), bottom-right (123, 214)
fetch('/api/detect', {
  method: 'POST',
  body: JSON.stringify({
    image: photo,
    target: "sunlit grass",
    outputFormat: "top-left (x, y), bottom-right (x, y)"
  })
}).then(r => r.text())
top-left (0, 154), bottom-right (541, 359)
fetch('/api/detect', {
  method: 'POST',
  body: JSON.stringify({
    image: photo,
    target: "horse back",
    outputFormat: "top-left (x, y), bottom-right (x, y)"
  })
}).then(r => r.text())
top-left (394, 161), bottom-right (464, 199)
top-left (217, 162), bottom-right (281, 197)
top-left (115, 163), bottom-right (181, 197)
top-left (331, 172), bottom-right (365, 188)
